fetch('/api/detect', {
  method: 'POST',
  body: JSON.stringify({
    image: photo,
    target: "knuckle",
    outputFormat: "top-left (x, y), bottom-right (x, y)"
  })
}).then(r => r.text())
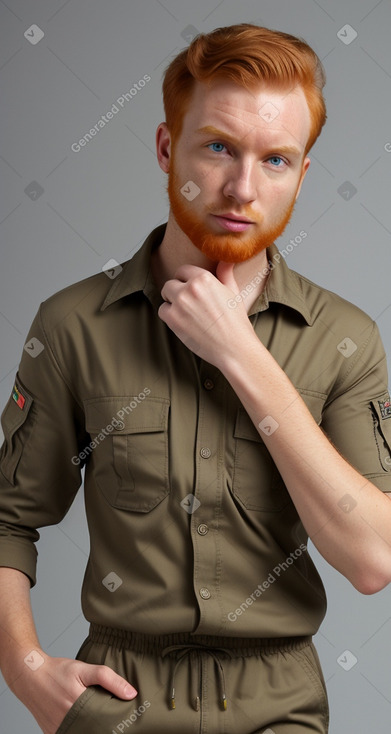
top-left (189, 274), bottom-right (208, 296)
top-left (198, 270), bottom-right (212, 285)
top-left (188, 282), bottom-right (199, 298)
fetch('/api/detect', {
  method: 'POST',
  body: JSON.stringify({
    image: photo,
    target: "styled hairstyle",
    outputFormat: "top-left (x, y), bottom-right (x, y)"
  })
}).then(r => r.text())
top-left (162, 24), bottom-right (326, 155)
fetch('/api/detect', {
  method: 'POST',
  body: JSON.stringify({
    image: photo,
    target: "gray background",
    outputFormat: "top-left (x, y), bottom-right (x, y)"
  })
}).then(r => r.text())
top-left (0, 0), bottom-right (390, 731)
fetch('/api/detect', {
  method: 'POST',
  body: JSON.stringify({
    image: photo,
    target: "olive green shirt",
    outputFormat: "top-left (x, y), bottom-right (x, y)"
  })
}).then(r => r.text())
top-left (1, 223), bottom-right (391, 638)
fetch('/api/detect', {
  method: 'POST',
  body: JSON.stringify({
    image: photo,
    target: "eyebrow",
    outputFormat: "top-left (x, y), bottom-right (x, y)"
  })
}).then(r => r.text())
top-left (195, 125), bottom-right (302, 157)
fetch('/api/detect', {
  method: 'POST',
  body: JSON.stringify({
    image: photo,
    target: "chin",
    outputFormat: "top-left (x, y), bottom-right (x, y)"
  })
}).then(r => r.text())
top-left (194, 233), bottom-right (269, 264)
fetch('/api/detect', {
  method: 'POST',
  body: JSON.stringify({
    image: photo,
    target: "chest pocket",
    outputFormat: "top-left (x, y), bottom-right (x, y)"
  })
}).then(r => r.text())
top-left (84, 396), bottom-right (170, 512)
top-left (232, 390), bottom-right (325, 512)
top-left (232, 408), bottom-right (289, 512)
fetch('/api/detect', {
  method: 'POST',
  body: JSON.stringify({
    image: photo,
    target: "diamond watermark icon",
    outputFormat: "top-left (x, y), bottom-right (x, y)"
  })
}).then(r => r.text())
top-left (337, 337), bottom-right (357, 358)
top-left (24, 24), bottom-right (45, 45)
top-left (337, 181), bottom-right (357, 200)
top-left (337, 24), bottom-right (358, 45)
top-left (102, 571), bottom-right (123, 592)
top-left (180, 494), bottom-right (201, 514)
top-left (181, 25), bottom-right (199, 44)
top-left (258, 102), bottom-right (280, 122)
top-left (337, 650), bottom-right (358, 671)
top-left (24, 338), bottom-right (45, 358)
top-left (258, 416), bottom-right (279, 436)
top-left (338, 494), bottom-right (357, 513)
top-left (24, 651), bottom-right (45, 671)
top-left (102, 259), bottom-right (123, 279)
top-left (180, 181), bottom-right (201, 201)
top-left (24, 181), bottom-right (44, 200)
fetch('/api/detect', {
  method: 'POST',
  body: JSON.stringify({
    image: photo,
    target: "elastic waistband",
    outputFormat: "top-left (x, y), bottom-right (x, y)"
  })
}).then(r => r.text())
top-left (88, 623), bottom-right (312, 657)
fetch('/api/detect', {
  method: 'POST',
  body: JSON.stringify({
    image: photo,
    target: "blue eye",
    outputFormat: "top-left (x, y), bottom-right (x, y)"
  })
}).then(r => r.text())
top-left (268, 156), bottom-right (285, 167)
top-left (208, 142), bottom-right (226, 153)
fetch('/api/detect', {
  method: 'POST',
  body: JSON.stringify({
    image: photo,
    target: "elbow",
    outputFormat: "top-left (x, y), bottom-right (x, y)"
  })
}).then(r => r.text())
top-left (351, 567), bottom-right (391, 595)
top-left (354, 579), bottom-right (388, 595)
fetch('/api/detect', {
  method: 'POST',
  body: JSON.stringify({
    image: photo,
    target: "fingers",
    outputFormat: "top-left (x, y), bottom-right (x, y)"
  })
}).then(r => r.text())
top-left (173, 264), bottom-right (206, 282)
top-left (161, 268), bottom-right (216, 305)
top-left (80, 664), bottom-right (138, 700)
top-left (160, 279), bottom-right (182, 304)
top-left (157, 301), bottom-right (171, 325)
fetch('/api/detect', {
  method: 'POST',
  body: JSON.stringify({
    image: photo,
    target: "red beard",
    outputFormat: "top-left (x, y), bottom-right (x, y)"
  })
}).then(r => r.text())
top-left (167, 153), bottom-right (297, 263)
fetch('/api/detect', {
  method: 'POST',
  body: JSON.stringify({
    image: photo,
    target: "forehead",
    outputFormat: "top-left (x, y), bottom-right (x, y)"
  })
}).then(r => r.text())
top-left (180, 79), bottom-right (311, 153)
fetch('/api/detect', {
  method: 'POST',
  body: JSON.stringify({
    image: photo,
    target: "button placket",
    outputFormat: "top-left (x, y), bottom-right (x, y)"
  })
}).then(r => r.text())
top-left (192, 366), bottom-right (225, 627)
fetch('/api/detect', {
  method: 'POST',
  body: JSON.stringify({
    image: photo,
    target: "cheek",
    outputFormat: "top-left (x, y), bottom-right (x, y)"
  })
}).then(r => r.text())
top-left (189, 150), bottom-right (230, 179)
top-left (186, 164), bottom-right (225, 202)
top-left (266, 177), bottom-right (298, 207)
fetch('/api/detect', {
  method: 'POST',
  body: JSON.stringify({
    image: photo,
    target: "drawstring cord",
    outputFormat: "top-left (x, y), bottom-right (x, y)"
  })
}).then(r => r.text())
top-left (161, 643), bottom-right (234, 711)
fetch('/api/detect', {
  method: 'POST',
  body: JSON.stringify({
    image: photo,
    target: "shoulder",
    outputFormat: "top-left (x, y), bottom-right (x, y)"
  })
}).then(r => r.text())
top-left (286, 268), bottom-right (386, 395)
top-left (291, 268), bottom-right (375, 332)
top-left (38, 266), bottom-right (124, 334)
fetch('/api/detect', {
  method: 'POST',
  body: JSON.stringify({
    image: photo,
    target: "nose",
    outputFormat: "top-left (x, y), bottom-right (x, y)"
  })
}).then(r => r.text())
top-left (222, 159), bottom-right (257, 205)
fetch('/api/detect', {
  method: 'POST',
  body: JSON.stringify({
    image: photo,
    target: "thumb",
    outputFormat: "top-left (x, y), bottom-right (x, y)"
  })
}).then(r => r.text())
top-left (81, 663), bottom-right (138, 700)
top-left (215, 261), bottom-right (239, 294)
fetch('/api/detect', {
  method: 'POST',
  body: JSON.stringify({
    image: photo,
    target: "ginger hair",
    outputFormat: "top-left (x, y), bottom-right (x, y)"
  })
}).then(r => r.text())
top-left (162, 23), bottom-right (326, 155)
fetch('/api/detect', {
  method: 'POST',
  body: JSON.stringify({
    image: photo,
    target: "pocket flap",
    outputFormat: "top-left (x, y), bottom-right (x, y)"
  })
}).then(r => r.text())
top-left (234, 409), bottom-right (262, 443)
top-left (84, 396), bottom-right (169, 434)
top-left (370, 394), bottom-right (391, 468)
top-left (1, 374), bottom-right (33, 438)
top-left (297, 389), bottom-right (324, 425)
top-left (0, 375), bottom-right (34, 485)
top-left (234, 390), bottom-right (324, 444)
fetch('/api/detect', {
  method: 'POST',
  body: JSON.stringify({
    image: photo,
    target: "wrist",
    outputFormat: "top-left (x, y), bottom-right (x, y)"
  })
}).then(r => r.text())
top-left (1, 641), bottom-right (46, 693)
top-left (218, 329), bottom-right (266, 381)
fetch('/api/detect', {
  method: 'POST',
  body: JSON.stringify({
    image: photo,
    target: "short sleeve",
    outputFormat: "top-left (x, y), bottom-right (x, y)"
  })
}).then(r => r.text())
top-left (321, 322), bottom-right (391, 494)
top-left (0, 304), bottom-right (88, 585)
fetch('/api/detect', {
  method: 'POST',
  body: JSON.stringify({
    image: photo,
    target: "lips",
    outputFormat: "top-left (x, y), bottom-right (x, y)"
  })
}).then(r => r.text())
top-left (212, 213), bottom-right (254, 232)
top-left (215, 212), bottom-right (254, 223)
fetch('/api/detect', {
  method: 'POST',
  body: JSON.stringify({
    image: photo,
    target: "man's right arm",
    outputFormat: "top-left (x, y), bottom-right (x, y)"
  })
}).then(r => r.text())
top-left (0, 567), bottom-right (138, 734)
top-left (0, 302), bottom-right (138, 731)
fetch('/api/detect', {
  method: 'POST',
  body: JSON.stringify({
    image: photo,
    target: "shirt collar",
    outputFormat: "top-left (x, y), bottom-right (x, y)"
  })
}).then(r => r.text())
top-left (101, 224), bottom-right (166, 311)
top-left (101, 224), bottom-right (314, 325)
top-left (249, 242), bottom-right (314, 325)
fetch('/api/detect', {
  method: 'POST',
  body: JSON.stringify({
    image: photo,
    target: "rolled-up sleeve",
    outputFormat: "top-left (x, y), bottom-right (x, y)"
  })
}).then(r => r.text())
top-left (0, 305), bottom-right (88, 586)
top-left (321, 321), bottom-right (391, 494)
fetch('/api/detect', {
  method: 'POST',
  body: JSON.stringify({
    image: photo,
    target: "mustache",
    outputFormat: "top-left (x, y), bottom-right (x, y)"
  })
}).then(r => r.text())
top-left (206, 203), bottom-right (262, 224)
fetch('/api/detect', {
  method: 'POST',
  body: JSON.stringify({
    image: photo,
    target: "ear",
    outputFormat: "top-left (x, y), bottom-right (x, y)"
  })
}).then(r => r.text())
top-left (295, 156), bottom-right (311, 201)
top-left (156, 122), bottom-right (172, 174)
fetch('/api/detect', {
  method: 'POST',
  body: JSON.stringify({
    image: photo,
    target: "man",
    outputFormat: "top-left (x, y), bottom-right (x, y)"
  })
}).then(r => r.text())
top-left (0, 23), bottom-right (391, 734)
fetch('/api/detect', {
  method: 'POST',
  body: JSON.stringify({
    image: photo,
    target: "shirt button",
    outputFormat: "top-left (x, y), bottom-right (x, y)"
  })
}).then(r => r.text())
top-left (203, 378), bottom-right (214, 390)
top-left (200, 447), bottom-right (211, 459)
top-left (113, 420), bottom-right (125, 431)
top-left (199, 587), bottom-right (211, 600)
top-left (197, 523), bottom-right (209, 535)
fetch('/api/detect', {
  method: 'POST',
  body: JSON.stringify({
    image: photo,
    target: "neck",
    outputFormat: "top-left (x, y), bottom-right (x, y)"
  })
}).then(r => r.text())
top-left (150, 212), bottom-right (271, 313)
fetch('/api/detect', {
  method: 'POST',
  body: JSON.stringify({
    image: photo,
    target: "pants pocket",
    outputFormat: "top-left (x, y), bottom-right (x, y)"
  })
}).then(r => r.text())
top-left (291, 643), bottom-right (329, 731)
top-left (56, 686), bottom-right (104, 734)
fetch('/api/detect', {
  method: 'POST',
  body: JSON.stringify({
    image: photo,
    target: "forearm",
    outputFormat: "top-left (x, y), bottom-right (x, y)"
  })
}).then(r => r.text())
top-left (0, 568), bottom-right (137, 732)
top-left (0, 567), bottom-right (42, 690)
top-left (221, 335), bottom-right (391, 593)
top-left (158, 263), bottom-right (391, 592)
